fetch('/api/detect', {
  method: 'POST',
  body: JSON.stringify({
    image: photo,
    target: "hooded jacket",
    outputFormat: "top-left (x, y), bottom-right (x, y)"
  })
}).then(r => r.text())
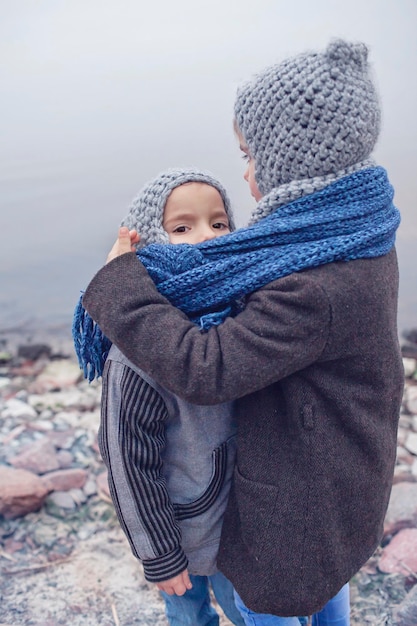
top-left (99, 343), bottom-right (236, 582)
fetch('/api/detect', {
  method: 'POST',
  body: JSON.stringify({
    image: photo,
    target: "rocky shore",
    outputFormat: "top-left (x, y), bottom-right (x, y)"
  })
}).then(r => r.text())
top-left (1, 330), bottom-right (417, 625)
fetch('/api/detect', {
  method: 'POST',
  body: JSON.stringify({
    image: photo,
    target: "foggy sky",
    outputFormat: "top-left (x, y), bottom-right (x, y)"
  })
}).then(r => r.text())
top-left (0, 0), bottom-right (416, 329)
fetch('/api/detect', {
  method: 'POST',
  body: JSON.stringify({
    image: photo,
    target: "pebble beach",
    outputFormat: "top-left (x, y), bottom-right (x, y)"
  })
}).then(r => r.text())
top-left (1, 327), bottom-right (417, 625)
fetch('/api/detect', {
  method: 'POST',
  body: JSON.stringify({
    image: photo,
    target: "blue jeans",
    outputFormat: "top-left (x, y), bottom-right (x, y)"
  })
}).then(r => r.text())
top-left (234, 583), bottom-right (350, 626)
top-left (161, 571), bottom-right (245, 626)
top-left (311, 584), bottom-right (350, 625)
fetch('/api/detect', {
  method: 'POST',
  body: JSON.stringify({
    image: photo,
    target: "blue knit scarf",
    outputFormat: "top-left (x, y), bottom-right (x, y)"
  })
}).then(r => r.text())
top-left (73, 166), bottom-right (400, 381)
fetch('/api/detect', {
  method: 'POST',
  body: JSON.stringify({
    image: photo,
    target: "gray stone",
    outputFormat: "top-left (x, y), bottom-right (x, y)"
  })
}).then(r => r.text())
top-left (403, 358), bottom-right (417, 378)
top-left (393, 465), bottom-right (414, 484)
top-left (2, 398), bottom-right (37, 421)
top-left (406, 386), bottom-right (417, 415)
top-left (384, 483), bottom-right (417, 536)
top-left (405, 432), bottom-right (417, 456)
top-left (47, 491), bottom-right (76, 510)
top-left (397, 428), bottom-right (409, 447)
top-left (394, 583), bottom-right (417, 626)
top-left (18, 343), bottom-right (52, 361)
top-left (396, 445), bottom-right (414, 464)
top-left (83, 478), bottom-right (98, 497)
top-left (69, 488), bottom-right (87, 505)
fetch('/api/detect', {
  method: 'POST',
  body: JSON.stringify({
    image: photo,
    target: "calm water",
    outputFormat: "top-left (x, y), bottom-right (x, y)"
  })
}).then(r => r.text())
top-left (0, 158), bottom-right (416, 342)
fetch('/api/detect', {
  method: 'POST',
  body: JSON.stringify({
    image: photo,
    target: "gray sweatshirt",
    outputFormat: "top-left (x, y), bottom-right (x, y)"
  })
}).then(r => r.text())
top-left (98, 344), bottom-right (236, 582)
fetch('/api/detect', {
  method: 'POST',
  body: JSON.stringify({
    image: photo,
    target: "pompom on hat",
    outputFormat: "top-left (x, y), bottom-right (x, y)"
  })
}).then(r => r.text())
top-left (121, 167), bottom-right (235, 247)
top-left (235, 39), bottom-right (381, 196)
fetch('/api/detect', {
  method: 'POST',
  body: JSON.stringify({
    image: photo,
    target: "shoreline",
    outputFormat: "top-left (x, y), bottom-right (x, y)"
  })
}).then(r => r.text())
top-left (1, 318), bottom-right (416, 363)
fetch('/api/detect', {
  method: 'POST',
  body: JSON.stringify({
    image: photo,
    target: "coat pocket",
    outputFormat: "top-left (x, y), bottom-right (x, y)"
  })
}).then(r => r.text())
top-left (233, 466), bottom-right (280, 562)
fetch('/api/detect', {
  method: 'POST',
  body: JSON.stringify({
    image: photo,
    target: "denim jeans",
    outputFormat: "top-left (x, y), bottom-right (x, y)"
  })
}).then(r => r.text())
top-left (311, 584), bottom-right (350, 625)
top-left (161, 571), bottom-right (245, 626)
top-left (233, 583), bottom-right (350, 626)
top-left (234, 591), bottom-right (302, 626)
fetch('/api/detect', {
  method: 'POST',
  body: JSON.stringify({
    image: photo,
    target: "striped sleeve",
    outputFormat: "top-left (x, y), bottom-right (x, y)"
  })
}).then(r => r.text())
top-left (99, 361), bottom-right (188, 582)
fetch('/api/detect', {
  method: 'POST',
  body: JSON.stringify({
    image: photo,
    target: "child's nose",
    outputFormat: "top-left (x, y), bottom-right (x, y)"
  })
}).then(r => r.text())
top-left (197, 225), bottom-right (216, 242)
top-left (201, 229), bottom-right (216, 241)
top-left (243, 167), bottom-right (249, 182)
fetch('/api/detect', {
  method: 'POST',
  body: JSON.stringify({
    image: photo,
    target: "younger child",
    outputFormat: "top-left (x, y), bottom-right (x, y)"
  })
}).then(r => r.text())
top-left (78, 168), bottom-right (245, 626)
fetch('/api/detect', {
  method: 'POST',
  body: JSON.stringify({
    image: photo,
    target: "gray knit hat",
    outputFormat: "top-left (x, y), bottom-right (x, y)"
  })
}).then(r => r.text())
top-left (121, 167), bottom-right (235, 247)
top-left (235, 39), bottom-right (381, 196)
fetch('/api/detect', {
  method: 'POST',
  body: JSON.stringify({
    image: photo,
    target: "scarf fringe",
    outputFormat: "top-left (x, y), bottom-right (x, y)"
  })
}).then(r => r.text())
top-left (72, 294), bottom-right (112, 381)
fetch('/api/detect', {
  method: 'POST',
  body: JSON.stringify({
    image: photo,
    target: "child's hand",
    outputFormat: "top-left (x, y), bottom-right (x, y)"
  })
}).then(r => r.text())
top-left (106, 227), bottom-right (140, 264)
top-left (155, 569), bottom-right (192, 596)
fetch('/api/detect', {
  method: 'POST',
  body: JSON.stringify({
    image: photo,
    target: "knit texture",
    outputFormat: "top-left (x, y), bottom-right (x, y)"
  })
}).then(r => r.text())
top-left (248, 158), bottom-right (375, 224)
top-left (73, 166), bottom-right (234, 380)
top-left (121, 167), bottom-right (235, 248)
top-left (235, 39), bottom-right (381, 196)
top-left (73, 166), bottom-right (400, 381)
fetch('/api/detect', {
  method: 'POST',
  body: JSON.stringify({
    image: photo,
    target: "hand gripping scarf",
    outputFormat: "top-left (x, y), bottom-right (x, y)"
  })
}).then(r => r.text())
top-left (73, 166), bottom-right (400, 381)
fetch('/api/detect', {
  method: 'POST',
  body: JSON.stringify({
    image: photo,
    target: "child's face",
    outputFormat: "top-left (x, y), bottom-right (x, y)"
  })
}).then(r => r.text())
top-left (236, 129), bottom-right (262, 202)
top-left (163, 182), bottom-right (231, 244)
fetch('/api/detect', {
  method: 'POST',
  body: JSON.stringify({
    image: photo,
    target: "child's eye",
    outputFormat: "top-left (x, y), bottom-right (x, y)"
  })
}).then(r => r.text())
top-left (173, 225), bottom-right (189, 233)
top-left (241, 153), bottom-right (250, 163)
top-left (213, 222), bottom-right (230, 230)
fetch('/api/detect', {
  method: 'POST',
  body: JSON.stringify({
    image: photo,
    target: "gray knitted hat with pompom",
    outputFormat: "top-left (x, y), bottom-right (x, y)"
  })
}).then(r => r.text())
top-left (121, 167), bottom-right (235, 247)
top-left (234, 39), bottom-right (381, 196)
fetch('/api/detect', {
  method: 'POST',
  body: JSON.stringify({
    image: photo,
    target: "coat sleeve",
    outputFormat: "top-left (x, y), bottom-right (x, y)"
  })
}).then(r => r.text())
top-left (99, 359), bottom-right (188, 582)
top-left (84, 252), bottom-right (331, 405)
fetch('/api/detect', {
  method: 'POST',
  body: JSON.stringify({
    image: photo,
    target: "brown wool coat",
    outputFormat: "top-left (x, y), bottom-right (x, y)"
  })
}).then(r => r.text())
top-left (83, 248), bottom-right (404, 616)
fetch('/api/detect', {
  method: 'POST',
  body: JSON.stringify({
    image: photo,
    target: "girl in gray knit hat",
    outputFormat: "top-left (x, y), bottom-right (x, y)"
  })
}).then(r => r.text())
top-left (90, 167), bottom-right (245, 626)
top-left (82, 40), bottom-right (403, 626)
